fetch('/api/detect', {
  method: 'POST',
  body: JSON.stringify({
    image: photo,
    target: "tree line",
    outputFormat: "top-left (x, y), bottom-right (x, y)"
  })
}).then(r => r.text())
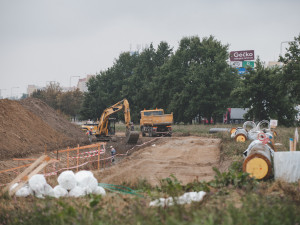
top-left (33, 34), bottom-right (300, 126)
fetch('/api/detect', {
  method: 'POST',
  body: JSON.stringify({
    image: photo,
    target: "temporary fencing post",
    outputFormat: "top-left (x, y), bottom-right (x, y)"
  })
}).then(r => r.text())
top-left (77, 144), bottom-right (79, 172)
top-left (67, 147), bottom-right (69, 168)
top-left (98, 144), bottom-right (100, 170)
top-left (44, 144), bottom-right (47, 174)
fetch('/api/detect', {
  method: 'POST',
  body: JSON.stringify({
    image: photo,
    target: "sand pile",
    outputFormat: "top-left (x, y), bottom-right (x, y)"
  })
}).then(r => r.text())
top-left (0, 98), bottom-right (89, 159)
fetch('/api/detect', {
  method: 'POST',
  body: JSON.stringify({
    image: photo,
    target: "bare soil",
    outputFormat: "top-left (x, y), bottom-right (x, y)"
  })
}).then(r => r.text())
top-left (0, 99), bottom-right (222, 187)
top-left (95, 136), bottom-right (221, 186)
top-left (0, 98), bottom-right (89, 160)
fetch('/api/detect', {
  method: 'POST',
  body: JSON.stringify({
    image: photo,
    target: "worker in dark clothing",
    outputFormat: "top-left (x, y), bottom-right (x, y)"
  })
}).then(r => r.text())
top-left (110, 146), bottom-right (116, 163)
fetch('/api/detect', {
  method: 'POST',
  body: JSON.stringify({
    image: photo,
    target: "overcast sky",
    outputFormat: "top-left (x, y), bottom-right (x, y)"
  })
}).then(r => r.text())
top-left (0, 0), bottom-right (299, 98)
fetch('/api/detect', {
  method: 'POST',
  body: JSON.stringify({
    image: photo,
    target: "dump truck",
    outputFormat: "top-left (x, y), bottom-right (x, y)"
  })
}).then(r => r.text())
top-left (140, 109), bottom-right (173, 137)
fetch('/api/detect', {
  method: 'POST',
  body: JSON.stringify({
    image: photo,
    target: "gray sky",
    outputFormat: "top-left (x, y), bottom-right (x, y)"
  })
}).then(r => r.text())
top-left (0, 0), bottom-right (299, 98)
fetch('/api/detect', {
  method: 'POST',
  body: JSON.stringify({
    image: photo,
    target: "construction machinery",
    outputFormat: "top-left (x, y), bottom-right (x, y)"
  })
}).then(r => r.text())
top-left (81, 122), bottom-right (98, 134)
top-left (140, 108), bottom-right (173, 137)
top-left (95, 99), bottom-right (140, 144)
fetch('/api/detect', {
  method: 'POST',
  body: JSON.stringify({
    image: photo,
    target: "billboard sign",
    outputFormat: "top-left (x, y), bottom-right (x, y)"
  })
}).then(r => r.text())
top-left (230, 50), bottom-right (254, 61)
top-left (242, 61), bottom-right (255, 68)
top-left (230, 61), bottom-right (242, 68)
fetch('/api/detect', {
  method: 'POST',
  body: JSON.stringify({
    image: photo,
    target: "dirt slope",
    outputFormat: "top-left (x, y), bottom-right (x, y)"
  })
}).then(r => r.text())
top-left (95, 136), bottom-right (221, 185)
top-left (20, 98), bottom-right (87, 142)
top-left (0, 98), bottom-right (88, 159)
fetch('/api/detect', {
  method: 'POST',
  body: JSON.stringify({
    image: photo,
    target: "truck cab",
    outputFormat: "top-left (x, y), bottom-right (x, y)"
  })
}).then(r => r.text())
top-left (140, 109), bottom-right (173, 137)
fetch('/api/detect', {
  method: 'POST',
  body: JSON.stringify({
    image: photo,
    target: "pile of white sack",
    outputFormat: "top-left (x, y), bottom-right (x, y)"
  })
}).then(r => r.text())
top-left (10, 170), bottom-right (106, 198)
top-left (149, 191), bottom-right (206, 207)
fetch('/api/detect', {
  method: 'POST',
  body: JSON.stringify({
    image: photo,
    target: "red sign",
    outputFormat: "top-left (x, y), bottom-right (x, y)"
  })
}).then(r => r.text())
top-left (230, 50), bottom-right (254, 61)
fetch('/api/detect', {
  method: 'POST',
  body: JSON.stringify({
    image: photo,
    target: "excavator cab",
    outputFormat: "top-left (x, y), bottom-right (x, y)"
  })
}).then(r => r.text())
top-left (107, 118), bottom-right (116, 135)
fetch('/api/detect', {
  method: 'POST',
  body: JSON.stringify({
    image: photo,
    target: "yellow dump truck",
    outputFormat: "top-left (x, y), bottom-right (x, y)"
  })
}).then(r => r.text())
top-left (140, 109), bottom-right (173, 137)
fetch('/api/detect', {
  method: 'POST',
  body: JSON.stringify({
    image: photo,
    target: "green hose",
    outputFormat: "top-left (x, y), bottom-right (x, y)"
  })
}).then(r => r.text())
top-left (98, 183), bottom-right (144, 197)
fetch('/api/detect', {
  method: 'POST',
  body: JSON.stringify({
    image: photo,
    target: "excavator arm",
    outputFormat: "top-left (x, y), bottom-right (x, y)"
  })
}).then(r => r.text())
top-left (95, 99), bottom-right (139, 144)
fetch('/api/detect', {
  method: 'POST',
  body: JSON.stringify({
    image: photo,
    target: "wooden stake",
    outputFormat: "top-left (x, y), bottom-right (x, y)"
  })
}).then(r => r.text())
top-left (44, 144), bottom-right (47, 174)
top-left (77, 144), bottom-right (79, 172)
top-left (3, 155), bottom-right (47, 193)
top-left (98, 145), bottom-right (100, 170)
top-left (67, 147), bottom-right (69, 169)
top-left (290, 138), bottom-right (294, 151)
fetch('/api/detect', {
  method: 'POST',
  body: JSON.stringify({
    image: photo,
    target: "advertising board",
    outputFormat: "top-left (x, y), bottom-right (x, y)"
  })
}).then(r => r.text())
top-left (230, 50), bottom-right (254, 61)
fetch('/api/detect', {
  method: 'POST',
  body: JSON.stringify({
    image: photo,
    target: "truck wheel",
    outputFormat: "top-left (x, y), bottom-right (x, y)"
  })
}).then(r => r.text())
top-left (149, 129), bottom-right (153, 137)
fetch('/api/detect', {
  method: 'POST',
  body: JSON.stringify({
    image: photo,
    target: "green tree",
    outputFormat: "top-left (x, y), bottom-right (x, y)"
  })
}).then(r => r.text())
top-left (31, 82), bottom-right (62, 109)
top-left (232, 58), bottom-right (296, 126)
top-left (57, 89), bottom-right (84, 120)
top-left (160, 36), bottom-right (237, 123)
top-left (279, 34), bottom-right (300, 103)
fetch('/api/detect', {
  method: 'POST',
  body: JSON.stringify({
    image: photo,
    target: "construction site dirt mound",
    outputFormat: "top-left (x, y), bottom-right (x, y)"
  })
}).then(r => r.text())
top-left (20, 98), bottom-right (87, 142)
top-left (0, 98), bottom-right (89, 160)
top-left (95, 136), bottom-right (221, 186)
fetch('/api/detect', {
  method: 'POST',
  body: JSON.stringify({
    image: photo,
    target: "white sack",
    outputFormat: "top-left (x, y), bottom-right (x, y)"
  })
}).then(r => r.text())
top-left (44, 183), bottom-right (55, 197)
top-left (29, 174), bottom-right (47, 195)
top-left (15, 185), bottom-right (33, 197)
top-left (53, 185), bottom-right (68, 198)
top-left (69, 186), bottom-right (85, 197)
top-left (58, 170), bottom-right (76, 190)
top-left (93, 186), bottom-right (106, 196)
top-left (149, 191), bottom-right (206, 207)
top-left (274, 152), bottom-right (300, 183)
top-left (75, 170), bottom-right (98, 194)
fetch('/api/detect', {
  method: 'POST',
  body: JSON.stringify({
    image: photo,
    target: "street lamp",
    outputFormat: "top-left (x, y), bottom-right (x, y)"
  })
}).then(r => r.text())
top-left (11, 87), bottom-right (19, 99)
top-left (69, 76), bottom-right (80, 89)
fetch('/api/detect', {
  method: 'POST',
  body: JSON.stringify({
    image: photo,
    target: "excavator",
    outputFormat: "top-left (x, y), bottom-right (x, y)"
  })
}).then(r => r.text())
top-left (95, 99), bottom-right (140, 144)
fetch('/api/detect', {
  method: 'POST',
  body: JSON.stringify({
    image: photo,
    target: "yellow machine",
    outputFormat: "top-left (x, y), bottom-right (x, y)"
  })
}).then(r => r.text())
top-left (140, 109), bottom-right (173, 137)
top-left (81, 122), bottom-right (98, 134)
top-left (95, 99), bottom-right (139, 144)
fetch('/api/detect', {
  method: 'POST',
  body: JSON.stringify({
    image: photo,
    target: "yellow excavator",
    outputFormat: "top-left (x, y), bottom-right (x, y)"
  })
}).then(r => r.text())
top-left (95, 99), bottom-right (140, 144)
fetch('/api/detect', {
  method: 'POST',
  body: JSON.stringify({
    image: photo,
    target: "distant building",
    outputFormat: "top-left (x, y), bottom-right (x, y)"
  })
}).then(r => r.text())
top-left (27, 85), bottom-right (43, 96)
top-left (267, 61), bottom-right (283, 68)
top-left (77, 75), bottom-right (95, 92)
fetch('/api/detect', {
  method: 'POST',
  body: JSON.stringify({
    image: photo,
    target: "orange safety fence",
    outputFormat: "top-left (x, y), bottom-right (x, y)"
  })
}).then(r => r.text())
top-left (0, 142), bottom-right (117, 187)
top-left (0, 137), bottom-right (160, 188)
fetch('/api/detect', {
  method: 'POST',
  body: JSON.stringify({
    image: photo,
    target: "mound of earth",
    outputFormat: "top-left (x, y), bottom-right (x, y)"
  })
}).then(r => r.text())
top-left (0, 98), bottom-right (89, 159)
top-left (95, 136), bottom-right (221, 186)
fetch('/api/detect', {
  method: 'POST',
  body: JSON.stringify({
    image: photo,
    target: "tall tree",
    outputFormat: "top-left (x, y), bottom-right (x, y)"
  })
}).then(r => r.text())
top-left (232, 58), bottom-right (296, 126)
top-left (57, 89), bottom-right (84, 120)
top-left (279, 34), bottom-right (300, 103)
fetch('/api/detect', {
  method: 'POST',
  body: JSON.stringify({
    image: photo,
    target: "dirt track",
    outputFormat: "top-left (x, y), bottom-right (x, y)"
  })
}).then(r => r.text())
top-left (95, 136), bottom-right (221, 186)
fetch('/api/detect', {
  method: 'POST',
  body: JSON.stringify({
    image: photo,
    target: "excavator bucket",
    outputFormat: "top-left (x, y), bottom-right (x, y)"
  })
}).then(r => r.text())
top-left (126, 131), bottom-right (140, 144)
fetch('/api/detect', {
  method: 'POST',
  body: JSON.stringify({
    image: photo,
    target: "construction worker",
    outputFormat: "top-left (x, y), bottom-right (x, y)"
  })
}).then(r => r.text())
top-left (110, 146), bottom-right (116, 163)
top-left (87, 128), bottom-right (93, 143)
